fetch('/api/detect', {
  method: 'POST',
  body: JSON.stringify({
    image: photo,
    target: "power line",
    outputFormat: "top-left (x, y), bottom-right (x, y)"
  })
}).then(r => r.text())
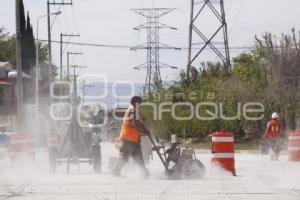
top-left (42, 38), bottom-right (299, 54)
top-left (60, 33), bottom-right (80, 80)
top-left (39, 39), bottom-right (131, 48)
top-left (50, 5), bottom-right (62, 29)
top-left (229, 0), bottom-right (246, 34)
top-left (71, 3), bottom-right (87, 67)
top-left (38, 39), bottom-right (255, 50)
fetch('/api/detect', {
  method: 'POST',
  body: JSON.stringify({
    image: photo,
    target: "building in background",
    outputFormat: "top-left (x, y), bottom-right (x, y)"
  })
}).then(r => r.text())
top-left (0, 62), bottom-right (15, 117)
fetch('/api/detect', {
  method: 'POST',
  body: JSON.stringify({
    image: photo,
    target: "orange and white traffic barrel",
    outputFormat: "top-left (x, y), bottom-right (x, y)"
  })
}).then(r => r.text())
top-left (48, 134), bottom-right (60, 148)
top-left (288, 131), bottom-right (300, 162)
top-left (211, 131), bottom-right (236, 176)
top-left (10, 133), bottom-right (35, 161)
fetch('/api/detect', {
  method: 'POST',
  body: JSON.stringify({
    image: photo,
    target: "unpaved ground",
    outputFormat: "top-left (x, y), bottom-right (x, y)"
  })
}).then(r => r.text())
top-left (0, 142), bottom-right (299, 200)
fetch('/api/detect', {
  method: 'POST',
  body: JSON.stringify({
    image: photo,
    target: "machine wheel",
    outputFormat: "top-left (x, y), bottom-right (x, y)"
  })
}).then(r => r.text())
top-left (92, 145), bottom-right (101, 173)
top-left (183, 159), bottom-right (205, 179)
top-left (167, 163), bottom-right (182, 180)
top-left (49, 147), bottom-right (58, 173)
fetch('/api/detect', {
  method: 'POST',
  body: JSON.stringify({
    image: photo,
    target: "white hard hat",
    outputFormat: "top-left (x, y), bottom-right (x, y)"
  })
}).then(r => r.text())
top-left (271, 112), bottom-right (279, 119)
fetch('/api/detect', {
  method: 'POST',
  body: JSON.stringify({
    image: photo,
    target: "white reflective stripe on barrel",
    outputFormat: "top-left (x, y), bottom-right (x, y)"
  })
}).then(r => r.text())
top-left (48, 144), bottom-right (59, 147)
top-left (11, 140), bottom-right (34, 144)
top-left (13, 151), bottom-right (35, 154)
top-left (212, 137), bottom-right (234, 142)
top-left (48, 138), bottom-right (59, 144)
top-left (289, 136), bottom-right (300, 140)
top-left (212, 153), bottom-right (234, 158)
top-left (288, 147), bottom-right (300, 151)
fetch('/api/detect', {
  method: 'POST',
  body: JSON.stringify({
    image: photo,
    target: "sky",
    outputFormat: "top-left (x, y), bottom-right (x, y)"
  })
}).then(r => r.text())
top-left (1, 0), bottom-right (300, 83)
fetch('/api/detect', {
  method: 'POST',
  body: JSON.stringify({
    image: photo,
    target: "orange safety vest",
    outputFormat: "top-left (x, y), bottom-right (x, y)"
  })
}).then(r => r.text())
top-left (265, 119), bottom-right (282, 138)
top-left (119, 105), bottom-right (144, 143)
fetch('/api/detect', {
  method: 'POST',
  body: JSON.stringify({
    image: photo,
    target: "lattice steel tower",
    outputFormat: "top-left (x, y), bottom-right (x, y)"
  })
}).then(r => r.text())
top-left (187, 0), bottom-right (231, 81)
top-left (131, 8), bottom-right (179, 94)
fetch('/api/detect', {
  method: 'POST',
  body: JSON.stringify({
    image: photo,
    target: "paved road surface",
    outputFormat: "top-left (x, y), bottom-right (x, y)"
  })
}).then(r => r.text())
top-left (0, 142), bottom-right (299, 200)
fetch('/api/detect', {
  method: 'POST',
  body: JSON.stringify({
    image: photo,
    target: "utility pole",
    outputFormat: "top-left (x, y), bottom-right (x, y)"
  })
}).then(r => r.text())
top-left (15, 0), bottom-right (23, 131)
top-left (187, 0), bottom-right (231, 80)
top-left (67, 52), bottom-right (83, 78)
top-left (47, 0), bottom-right (73, 81)
top-left (60, 33), bottom-right (80, 80)
top-left (70, 65), bottom-right (87, 102)
top-left (80, 80), bottom-right (93, 104)
top-left (131, 8), bottom-right (180, 95)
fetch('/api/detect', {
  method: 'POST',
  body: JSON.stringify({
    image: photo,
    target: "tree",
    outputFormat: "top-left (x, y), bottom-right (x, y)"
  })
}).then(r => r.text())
top-left (0, 28), bottom-right (16, 66)
top-left (0, 26), bottom-right (47, 69)
top-left (23, 11), bottom-right (36, 70)
top-left (18, 0), bottom-right (36, 73)
top-left (142, 30), bottom-right (300, 141)
top-left (255, 29), bottom-right (300, 130)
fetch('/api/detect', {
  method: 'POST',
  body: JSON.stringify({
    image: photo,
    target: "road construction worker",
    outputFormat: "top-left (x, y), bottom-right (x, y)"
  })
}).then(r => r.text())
top-left (113, 96), bottom-right (150, 177)
top-left (263, 112), bottom-right (283, 161)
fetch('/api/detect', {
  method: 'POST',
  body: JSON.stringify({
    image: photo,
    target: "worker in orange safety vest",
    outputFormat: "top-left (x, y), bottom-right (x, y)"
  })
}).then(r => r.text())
top-left (113, 96), bottom-right (150, 177)
top-left (263, 112), bottom-right (283, 161)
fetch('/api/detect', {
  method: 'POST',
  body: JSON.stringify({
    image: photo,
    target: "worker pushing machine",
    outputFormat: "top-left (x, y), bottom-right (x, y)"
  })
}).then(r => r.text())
top-left (263, 112), bottom-right (283, 161)
top-left (113, 96), bottom-right (150, 177)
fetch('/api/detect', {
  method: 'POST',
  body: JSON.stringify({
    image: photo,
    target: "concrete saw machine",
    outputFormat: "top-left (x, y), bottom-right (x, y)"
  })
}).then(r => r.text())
top-left (147, 134), bottom-right (206, 179)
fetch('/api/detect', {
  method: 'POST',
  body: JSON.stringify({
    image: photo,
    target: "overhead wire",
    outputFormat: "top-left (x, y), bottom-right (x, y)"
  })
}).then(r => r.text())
top-left (40, 39), bottom-right (255, 50)
top-left (226, 0), bottom-right (235, 13)
top-left (46, 0), bottom-right (274, 78)
top-left (229, 0), bottom-right (246, 34)
top-left (61, 5), bottom-right (72, 54)
top-left (132, 0), bottom-right (147, 81)
top-left (50, 5), bottom-right (62, 29)
top-left (60, 0), bottom-right (86, 75)
top-left (62, 36), bottom-right (72, 54)
top-left (71, 2), bottom-right (87, 69)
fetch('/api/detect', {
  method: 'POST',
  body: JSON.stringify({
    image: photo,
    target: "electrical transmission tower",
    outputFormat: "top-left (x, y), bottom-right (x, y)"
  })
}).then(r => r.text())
top-left (187, 0), bottom-right (231, 81)
top-left (131, 8), bottom-right (179, 94)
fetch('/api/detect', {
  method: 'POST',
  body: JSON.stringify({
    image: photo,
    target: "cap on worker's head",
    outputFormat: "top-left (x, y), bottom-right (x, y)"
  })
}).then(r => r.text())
top-left (130, 96), bottom-right (142, 106)
top-left (271, 112), bottom-right (279, 119)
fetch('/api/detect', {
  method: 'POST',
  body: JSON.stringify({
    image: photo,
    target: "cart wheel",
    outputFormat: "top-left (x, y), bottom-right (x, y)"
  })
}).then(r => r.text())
top-left (49, 147), bottom-right (58, 173)
top-left (92, 145), bottom-right (101, 173)
top-left (167, 164), bottom-right (181, 180)
top-left (183, 159), bottom-right (205, 179)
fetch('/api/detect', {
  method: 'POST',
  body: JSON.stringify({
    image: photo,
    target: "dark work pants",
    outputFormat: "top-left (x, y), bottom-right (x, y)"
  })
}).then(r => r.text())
top-left (114, 140), bottom-right (148, 175)
top-left (266, 137), bottom-right (282, 160)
